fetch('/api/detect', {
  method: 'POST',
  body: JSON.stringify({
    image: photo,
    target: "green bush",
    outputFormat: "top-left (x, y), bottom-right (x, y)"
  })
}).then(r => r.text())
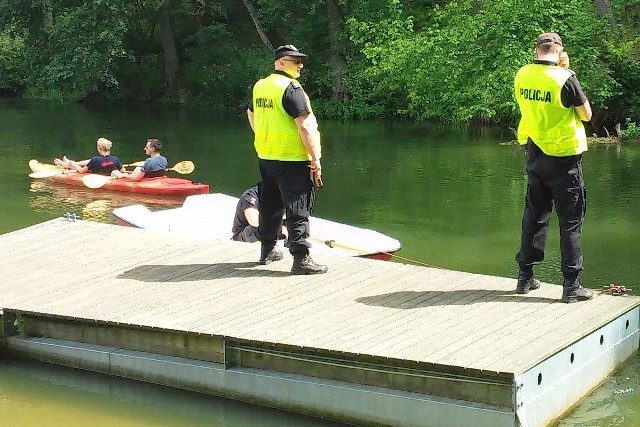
top-left (21, 1), bottom-right (129, 101)
top-left (346, 0), bottom-right (617, 123)
top-left (111, 54), bottom-right (165, 103)
top-left (620, 118), bottom-right (640, 142)
top-left (0, 24), bottom-right (26, 94)
top-left (181, 25), bottom-right (266, 111)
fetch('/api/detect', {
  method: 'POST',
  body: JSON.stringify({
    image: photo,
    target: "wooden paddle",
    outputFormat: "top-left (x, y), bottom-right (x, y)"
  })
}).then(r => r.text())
top-left (29, 169), bottom-right (77, 179)
top-left (311, 237), bottom-right (370, 255)
top-left (124, 161), bottom-right (145, 168)
top-left (82, 160), bottom-right (195, 189)
top-left (29, 160), bottom-right (146, 179)
top-left (311, 237), bottom-right (443, 268)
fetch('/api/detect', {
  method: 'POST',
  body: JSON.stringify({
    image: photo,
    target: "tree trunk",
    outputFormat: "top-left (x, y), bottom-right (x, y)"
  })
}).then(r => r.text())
top-left (592, 0), bottom-right (616, 25)
top-left (42, 0), bottom-right (53, 27)
top-left (192, 0), bottom-right (205, 30)
top-left (326, 0), bottom-right (347, 102)
top-left (158, 0), bottom-right (179, 88)
top-left (242, 0), bottom-right (274, 52)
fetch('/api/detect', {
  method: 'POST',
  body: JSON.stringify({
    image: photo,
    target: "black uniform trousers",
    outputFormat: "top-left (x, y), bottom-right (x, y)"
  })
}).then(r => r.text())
top-left (515, 141), bottom-right (586, 284)
top-left (257, 159), bottom-right (315, 256)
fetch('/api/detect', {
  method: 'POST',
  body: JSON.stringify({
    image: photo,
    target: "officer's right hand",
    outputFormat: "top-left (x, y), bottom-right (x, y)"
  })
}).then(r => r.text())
top-left (559, 52), bottom-right (570, 69)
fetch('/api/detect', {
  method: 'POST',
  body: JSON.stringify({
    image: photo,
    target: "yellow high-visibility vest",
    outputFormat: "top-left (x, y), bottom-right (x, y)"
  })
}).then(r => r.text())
top-left (252, 74), bottom-right (310, 161)
top-left (515, 64), bottom-right (587, 156)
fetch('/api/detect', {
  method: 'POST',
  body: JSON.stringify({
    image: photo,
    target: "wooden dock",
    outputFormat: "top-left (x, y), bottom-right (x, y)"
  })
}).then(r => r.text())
top-left (1, 218), bottom-right (638, 427)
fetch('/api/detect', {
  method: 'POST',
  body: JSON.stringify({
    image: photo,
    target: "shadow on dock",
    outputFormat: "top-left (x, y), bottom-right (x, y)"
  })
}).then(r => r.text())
top-left (117, 262), bottom-right (292, 281)
top-left (356, 290), bottom-right (558, 307)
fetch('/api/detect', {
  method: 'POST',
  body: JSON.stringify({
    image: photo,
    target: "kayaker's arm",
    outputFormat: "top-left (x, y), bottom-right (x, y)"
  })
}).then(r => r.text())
top-left (111, 165), bottom-right (127, 179)
top-left (126, 167), bottom-right (145, 181)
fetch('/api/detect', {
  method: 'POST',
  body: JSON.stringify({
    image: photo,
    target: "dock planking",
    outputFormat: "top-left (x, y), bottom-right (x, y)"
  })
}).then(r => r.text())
top-left (1, 218), bottom-right (638, 427)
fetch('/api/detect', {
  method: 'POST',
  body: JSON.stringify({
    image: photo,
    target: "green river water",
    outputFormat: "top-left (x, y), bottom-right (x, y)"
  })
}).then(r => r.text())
top-left (0, 98), bottom-right (639, 426)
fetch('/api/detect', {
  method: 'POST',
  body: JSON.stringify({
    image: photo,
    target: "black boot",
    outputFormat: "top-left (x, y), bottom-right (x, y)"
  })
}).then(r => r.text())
top-left (291, 254), bottom-right (328, 275)
top-left (561, 278), bottom-right (593, 303)
top-left (259, 243), bottom-right (283, 265)
top-left (516, 272), bottom-right (541, 294)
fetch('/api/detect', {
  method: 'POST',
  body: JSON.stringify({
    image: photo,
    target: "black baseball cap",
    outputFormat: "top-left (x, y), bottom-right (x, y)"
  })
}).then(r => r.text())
top-left (274, 45), bottom-right (308, 61)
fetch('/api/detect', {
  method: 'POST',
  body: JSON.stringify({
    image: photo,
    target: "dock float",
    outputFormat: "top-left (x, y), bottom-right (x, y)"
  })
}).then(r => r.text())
top-left (1, 218), bottom-right (638, 427)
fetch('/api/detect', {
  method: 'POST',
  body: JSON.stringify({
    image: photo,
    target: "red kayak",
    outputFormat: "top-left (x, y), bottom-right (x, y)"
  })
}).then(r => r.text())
top-left (29, 160), bottom-right (209, 196)
top-left (52, 173), bottom-right (208, 195)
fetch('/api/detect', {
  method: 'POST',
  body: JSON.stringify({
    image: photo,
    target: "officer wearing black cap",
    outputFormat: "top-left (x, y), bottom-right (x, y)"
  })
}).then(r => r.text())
top-left (247, 44), bottom-right (327, 275)
top-left (513, 32), bottom-right (593, 303)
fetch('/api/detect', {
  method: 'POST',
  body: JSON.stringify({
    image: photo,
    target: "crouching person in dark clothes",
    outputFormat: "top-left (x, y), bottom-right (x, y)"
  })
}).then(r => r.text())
top-left (246, 44), bottom-right (327, 275)
top-left (232, 185), bottom-right (287, 244)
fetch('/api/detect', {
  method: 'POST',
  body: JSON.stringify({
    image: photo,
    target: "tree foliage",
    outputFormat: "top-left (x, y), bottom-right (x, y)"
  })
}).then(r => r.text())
top-left (347, 0), bottom-right (626, 125)
top-left (0, 0), bottom-right (638, 127)
top-left (0, 0), bottom-right (130, 101)
top-left (0, 23), bottom-right (26, 95)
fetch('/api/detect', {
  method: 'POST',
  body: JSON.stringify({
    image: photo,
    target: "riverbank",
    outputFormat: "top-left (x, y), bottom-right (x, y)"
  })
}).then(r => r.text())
top-left (500, 136), bottom-right (638, 146)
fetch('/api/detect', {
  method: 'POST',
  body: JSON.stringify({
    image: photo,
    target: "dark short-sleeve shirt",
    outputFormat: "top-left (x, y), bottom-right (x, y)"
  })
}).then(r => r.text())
top-left (87, 155), bottom-right (122, 175)
top-left (232, 186), bottom-right (259, 235)
top-left (534, 60), bottom-right (588, 108)
top-left (248, 71), bottom-right (311, 118)
top-left (142, 155), bottom-right (168, 178)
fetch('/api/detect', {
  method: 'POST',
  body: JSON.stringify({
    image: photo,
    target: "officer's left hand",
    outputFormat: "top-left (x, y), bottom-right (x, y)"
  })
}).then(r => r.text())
top-left (309, 160), bottom-right (323, 189)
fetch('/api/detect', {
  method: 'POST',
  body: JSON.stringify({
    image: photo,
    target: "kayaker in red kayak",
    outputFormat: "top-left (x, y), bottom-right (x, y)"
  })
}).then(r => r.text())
top-left (123, 138), bottom-right (168, 181)
top-left (54, 138), bottom-right (127, 177)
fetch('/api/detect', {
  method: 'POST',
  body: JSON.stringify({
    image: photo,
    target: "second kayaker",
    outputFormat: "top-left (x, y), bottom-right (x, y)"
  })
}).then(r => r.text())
top-left (124, 138), bottom-right (168, 181)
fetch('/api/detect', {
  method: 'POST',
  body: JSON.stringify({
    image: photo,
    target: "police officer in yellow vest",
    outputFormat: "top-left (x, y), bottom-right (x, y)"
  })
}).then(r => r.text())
top-left (514, 33), bottom-right (593, 303)
top-left (247, 44), bottom-right (328, 275)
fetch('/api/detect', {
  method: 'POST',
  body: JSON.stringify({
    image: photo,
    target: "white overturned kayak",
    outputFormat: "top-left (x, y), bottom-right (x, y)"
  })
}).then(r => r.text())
top-left (112, 193), bottom-right (402, 259)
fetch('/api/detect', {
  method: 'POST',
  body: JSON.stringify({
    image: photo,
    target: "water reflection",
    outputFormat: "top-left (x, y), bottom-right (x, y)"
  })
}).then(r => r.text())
top-left (28, 180), bottom-right (186, 224)
top-left (0, 355), bottom-right (345, 427)
top-left (556, 353), bottom-right (640, 427)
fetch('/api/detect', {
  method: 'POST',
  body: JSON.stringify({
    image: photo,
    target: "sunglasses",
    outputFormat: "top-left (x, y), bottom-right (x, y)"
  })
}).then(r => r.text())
top-left (283, 59), bottom-right (303, 65)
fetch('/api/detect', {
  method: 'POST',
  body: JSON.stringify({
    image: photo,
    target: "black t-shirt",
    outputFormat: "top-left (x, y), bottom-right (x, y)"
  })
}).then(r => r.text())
top-left (232, 186), bottom-right (259, 235)
top-left (86, 155), bottom-right (122, 175)
top-left (248, 71), bottom-right (311, 118)
top-left (533, 60), bottom-right (588, 108)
